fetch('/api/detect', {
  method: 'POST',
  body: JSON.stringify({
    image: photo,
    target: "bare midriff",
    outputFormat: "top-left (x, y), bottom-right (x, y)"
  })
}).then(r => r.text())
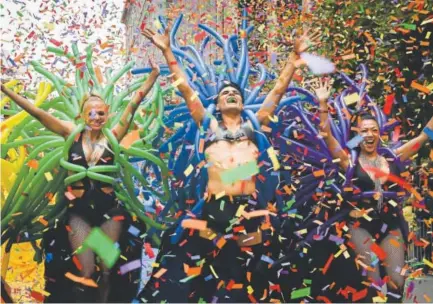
top-left (205, 139), bottom-right (258, 196)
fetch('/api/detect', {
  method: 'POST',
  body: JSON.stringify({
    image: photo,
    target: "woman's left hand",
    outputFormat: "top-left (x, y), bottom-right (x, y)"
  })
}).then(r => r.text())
top-left (149, 57), bottom-right (160, 76)
top-left (294, 27), bottom-right (321, 55)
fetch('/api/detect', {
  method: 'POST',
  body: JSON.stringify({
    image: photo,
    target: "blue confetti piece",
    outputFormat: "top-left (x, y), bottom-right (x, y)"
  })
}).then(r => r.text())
top-left (128, 225), bottom-right (140, 236)
top-left (346, 134), bottom-right (364, 149)
top-left (261, 255), bottom-right (274, 265)
top-left (46, 253), bottom-right (53, 263)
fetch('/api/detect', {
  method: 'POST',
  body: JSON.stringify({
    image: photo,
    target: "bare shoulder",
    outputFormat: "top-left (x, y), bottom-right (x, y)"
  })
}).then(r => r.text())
top-left (209, 117), bottom-right (219, 132)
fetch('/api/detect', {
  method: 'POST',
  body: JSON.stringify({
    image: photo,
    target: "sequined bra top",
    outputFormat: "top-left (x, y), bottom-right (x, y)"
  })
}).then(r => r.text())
top-left (204, 120), bottom-right (256, 149)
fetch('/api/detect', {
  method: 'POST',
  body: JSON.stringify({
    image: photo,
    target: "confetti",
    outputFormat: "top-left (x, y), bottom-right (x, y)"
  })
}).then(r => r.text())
top-left (82, 228), bottom-right (120, 269)
top-left (220, 161), bottom-right (259, 185)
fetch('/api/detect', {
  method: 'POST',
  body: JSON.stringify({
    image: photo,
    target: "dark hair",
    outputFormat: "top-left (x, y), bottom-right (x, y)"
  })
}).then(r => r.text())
top-left (360, 113), bottom-right (378, 123)
top-left (218, 82), bottom-right (244, 103)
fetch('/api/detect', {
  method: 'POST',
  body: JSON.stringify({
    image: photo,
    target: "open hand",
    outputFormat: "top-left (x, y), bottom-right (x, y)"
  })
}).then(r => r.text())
top-left (312, 77), bottom-right (333, 102)
top-left (294, 28), bottom-right (321, 55)
top-left (141, 26), bottom-right (171, 52)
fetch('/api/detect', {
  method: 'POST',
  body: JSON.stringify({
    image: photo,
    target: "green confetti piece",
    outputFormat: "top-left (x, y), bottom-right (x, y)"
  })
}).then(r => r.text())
top-left (179, 274), bottom-right (199, 283)
top-left (325, 179), bottom-right (335, 185)
top-left (401, 23), bottom-right (416, 30)
top-left (291, 287), bottom-right (311, 299)
top-left (220, 161), bottom-right (259, 185)
top-left (220, 200), bottom-right (225, 211)
top-left (82, 227), bottom-right (121, 269)
top-left (303, 279), bottom-right (312, 285)
top-left (283, 199), bottom-right (295, 212)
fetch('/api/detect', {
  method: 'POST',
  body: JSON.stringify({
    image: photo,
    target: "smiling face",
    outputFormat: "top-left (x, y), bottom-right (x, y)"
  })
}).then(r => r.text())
top-left (217, 86), bottom-right (243, 114)
top-left (82, 96), bottom-right (108, 131)
top-left (358, 119), bottom-right (380, 155)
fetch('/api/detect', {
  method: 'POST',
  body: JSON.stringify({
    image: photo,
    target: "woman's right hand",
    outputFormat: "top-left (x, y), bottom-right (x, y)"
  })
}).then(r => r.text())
top-left (141, 26), bottom-right (171, 52)
top-left (312, 77), bottom-right (333, 103)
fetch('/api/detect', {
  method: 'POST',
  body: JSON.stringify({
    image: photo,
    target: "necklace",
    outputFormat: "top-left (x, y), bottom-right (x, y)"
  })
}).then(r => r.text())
top-left (359, 154), bottom-right (385, 210)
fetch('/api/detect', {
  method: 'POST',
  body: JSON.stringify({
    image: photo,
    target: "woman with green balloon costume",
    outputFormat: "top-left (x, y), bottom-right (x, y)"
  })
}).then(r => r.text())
top-left (1, 58), bottom-right (161, 302)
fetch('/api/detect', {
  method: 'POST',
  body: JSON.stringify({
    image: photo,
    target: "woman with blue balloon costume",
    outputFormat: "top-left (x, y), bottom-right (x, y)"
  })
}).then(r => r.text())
top-left (138, 23), bottom-right (321, 302)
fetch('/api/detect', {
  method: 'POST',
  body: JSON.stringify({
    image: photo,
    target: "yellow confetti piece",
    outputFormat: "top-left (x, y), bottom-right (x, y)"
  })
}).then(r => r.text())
top-left (153, 20), bottom-right (162, 29)
top-left (267, 115), bottom-right (278, 123)
top-left (184, 164), bottom-right (194, 177)
top-left (210, 265), bottom-right (219, 279)
top-left (44, 172), bottom-right (53, 181)
top-left (295, 228), bottom-right (307, 235)
top-left (267, 147), bottom-right (280, 171)
top-left (215, 191), bottom-right (226, 200)
top-left (247, 285), bottom-right (254, 294)
top-left (172, 77), bottom-right (184, 88)
top-left (236, 205), bottom-right (246, 217)
top-left (344, 93), bottom-right (360, 105)
top-left (363, 213), bottom-right (373, 222)
top-left (372, 296), bottom-right (387, 303)
top-left (191, 91), bottom-right (199, 101)
top-left (423, 258), bottom-right (433, 269)
top-left (343, 250), bottom-right (350, 259)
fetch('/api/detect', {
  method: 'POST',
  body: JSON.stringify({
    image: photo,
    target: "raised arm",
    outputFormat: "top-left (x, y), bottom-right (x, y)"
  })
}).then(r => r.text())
top-left (112, 60), bottom-right (160, 141)
top-left (394, 116), bottom-right (433, 162)
top-left (141, 26), bottom-right (206, 126)
top-left (313, 78), bottom-right (350, 171)
top-left (1, 83), bottom-right (75, 138)
top-left (257, 29), bottom-right (320, 125)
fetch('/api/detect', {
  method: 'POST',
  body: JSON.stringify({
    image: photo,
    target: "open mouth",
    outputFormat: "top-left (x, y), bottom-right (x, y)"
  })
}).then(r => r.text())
top-left (227, 97), bottom-right (237, 104)
top-left (363, 138), bottom-right (375, 147)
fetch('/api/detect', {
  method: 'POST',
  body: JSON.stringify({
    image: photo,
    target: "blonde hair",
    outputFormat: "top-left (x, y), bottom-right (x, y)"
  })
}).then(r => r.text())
top-left (80, 91), bottom-right (104, 112)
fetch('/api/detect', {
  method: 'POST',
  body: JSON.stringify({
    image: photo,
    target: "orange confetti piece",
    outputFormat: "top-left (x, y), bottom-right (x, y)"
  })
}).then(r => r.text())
top-left (370, 242), bottom-right (387, 261)
top-left (322, 254), bottom-right (334, 274)
top-left (181, 219), bottom-right (207, 231)
top-left (186, 267), bottom-right (202, 276)
top-left (411, 81), bottom-right (431, 94)
top-left (313, 169), bottom-right (325, 177)
top-left (65, 272), bottom-right (98, 287)
top-left (216, 237), bottom-right (227, 249)
top-left (153, 268), bottom-right (167, 279)
top-left (38, 217), bottom-right (48, 226)
top-left (389, 238), bottom-right (401, 247)
top-left (72, 255), bottom-right (83, 271)
top-left (95, 66), bottom-right (104, 84)
top-left (27, 159), bottom-right (39, 169)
